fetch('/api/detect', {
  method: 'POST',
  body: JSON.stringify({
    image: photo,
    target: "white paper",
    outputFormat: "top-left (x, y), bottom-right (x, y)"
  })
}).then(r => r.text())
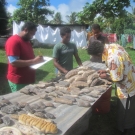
top-left (30, 56), bottom-right (53, 69)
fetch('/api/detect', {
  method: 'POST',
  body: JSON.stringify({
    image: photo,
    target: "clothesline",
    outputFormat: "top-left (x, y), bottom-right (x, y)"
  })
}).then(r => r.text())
top-left (13, 21), bottom-right (87, 48)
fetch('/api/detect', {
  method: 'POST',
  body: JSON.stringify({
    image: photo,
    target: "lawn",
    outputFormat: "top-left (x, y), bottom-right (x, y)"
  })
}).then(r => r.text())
top-left (0, 46), bottom-right (90, 94)
top-left (0, 43), bottom-right (135, 134)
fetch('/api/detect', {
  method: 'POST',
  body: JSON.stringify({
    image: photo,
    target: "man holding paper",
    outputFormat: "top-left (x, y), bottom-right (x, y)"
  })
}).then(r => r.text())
top-left (53, 27), bottom-right (82, 74)
top-left (5, 22), bottom-right (44, 92)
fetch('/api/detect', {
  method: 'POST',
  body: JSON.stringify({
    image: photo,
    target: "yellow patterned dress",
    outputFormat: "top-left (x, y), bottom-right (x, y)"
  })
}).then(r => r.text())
top-left (102, 43), bottom-right (135, 131)
top-left (102, 43), bottom-right (135, 99)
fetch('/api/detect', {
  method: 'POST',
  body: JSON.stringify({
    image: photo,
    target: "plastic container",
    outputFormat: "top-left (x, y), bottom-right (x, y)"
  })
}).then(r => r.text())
top-left (92, 86), bottom-right (112, 114)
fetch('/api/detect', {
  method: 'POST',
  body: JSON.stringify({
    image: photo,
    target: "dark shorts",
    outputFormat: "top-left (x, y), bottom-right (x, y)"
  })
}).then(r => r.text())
top-left (8, 80), bottom-right (27, 93)
top-left (117, 95), bottom-right (135, 132)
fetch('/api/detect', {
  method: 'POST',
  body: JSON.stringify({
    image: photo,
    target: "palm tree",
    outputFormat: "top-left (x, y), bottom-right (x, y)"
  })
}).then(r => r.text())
top-left (66, 12), bottom-right (78, 24)
top-left (50, 12), bottom-right (63, 24)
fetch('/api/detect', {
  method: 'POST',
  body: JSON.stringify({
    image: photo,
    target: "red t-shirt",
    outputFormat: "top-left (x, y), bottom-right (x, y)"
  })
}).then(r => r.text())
top-left (5, 35), bottom-right (35, 84)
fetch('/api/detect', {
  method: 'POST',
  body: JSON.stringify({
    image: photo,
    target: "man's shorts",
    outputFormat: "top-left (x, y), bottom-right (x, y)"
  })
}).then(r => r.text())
top-left (8, 80), bottom-right (27, 93)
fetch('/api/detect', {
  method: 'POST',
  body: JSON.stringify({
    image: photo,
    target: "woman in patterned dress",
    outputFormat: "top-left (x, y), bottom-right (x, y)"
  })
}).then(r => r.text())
top-left (87, 40), bottom-right (135, 135)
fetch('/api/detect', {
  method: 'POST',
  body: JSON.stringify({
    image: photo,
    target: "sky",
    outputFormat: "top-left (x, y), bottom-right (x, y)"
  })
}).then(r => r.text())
top-left (6, 0), bottom-right (135, 22)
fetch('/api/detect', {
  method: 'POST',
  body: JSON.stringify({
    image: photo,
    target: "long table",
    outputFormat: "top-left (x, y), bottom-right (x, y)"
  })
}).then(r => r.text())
top-left (0, 61), bottom-right (108, 135)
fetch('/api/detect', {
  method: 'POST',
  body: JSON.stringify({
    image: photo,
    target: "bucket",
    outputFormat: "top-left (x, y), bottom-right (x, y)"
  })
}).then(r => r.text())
top-left (92, 86), bottom-right (112, 114)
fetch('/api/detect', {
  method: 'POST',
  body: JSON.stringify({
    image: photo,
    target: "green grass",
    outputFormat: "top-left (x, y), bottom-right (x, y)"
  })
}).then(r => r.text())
top-left (0, 46), bottom-right (89, 94)
top-left (0, 43), bottom-right (135, 134)
top-left (33, 47), bottom-right (90, 83)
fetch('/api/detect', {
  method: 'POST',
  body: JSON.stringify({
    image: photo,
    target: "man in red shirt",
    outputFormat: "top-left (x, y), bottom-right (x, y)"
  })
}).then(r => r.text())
top-left (5, 22), bottom-right (44, 92)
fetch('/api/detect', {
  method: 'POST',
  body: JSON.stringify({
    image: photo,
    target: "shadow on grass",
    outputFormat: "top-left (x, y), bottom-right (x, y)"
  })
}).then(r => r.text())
top-left (32, 44), bottom-right (54, 49)
top-left (0, 63), bottom-right (11, 95)
top-left (0, 47), bottom-right (5, 49)
top-left (0, 63), bottom-right (50, 95)
top-left (82, 96), bottom-right (123, 135)
top-left (35, 69), bottom-right (49, 83)
top-left (126, 46), bottom-right (135, 50)
top-left (82, 95), bottom-right (135, 135)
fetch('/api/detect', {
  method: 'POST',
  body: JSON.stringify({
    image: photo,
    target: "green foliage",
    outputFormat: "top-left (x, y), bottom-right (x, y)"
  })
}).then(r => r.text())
top-left (131, 6), bottom-right (135, 23)
top-left (77, 0), bottom-right (130, 24)
top-left (83, 1), bottom-right (133, 34)
top-left (93, 16), bottom-right (111, 32)
top-left (91, 12), bottom-right (133, 35)
top-left (66, 12), bottom-right (79, 24)
top-left (110, 13), bottom-right (133, 34)
top-left (124, 29), bottom-right (135, 34)
top-left (7, 12), bottom-right (12, 28)
top-left (50, 12), bottom-right (64, 24)
top-left (77, 0), bottom-right (134, 34)
top-left (9, 0), bottom-right (53, 25)
top-left (132, 6), bottom-right (135, 15)
top-left (0, 0), bottom-right (7, 5)
top-left (78, 2), bottom-right (96, 24)
top-left (0, 0), bottom-right (8, 34)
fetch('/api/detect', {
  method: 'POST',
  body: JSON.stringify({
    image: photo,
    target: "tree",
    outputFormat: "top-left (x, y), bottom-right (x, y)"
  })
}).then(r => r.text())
top-left (77, 0), bottom-right (130, 24)
top-left (93, 16), bottom-right (107, 30)
top-left (7, 12), bottom-right (12, 27)
top-left (109, 11), bottom-right (133, 35)
top-left (92, 11), bottom-right (133, 35)
top-left (66, 12), bottom-right (78, 24)
top-left (124, 6), bottom-right (135, 35)
top-left (50, 12), bottom-right (63, 24)
top-left (0, 0), bottom-right (8, 34)
top-left (131, 6), bottom-right (135, 23)
top-left (10, 0), bottom-right (53, 25)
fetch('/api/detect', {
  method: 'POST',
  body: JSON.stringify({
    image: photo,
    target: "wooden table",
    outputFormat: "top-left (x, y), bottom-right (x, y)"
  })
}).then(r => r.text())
top-left (0, 61), bottom-right (108, 135)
